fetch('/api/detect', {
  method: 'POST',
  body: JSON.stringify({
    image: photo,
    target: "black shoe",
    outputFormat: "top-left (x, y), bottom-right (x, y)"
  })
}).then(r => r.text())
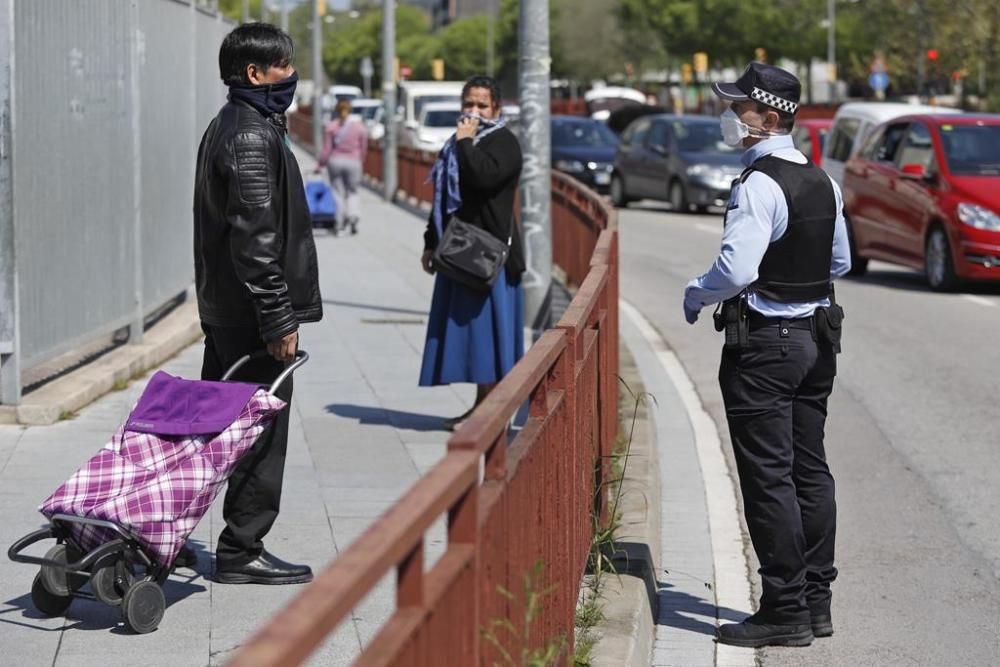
top-left (215, 550), bottom-right (313, 585)
top-left (173, 545), bottom-right (197, 569)
top-left (716, 613), bottom-right (814, 648)
top-left (811, 613), bottom-right (834, 638)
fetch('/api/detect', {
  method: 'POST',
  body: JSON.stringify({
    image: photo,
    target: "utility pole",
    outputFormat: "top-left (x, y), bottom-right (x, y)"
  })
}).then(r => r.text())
top-left (486, 0), bottom-right (495, 77)
top-left (312, 0), bottom-right (323, 155)
top-left (281, 0), bottom-right (289, 32)
top-left (382, 0), bottom-right (397, 201)
top-left (241, 0), bottom-right (250, 23)
top-left (519, 0), bottom-right (552, 332)
top-left (827, 0), bottom-right (836, 103)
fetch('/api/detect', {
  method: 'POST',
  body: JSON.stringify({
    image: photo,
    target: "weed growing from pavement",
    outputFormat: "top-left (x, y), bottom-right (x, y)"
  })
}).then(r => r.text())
top-left (482, 560), bottom-right (567, 667)
top-left (574, 378), bottom-right (655, 665)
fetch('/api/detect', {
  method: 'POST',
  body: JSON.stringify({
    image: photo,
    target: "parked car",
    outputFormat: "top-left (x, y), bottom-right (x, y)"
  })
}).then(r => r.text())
top-left (584, 86), bottom-right (646, 123)
top-left (791, 118), bottom-right (833, 166)
top-left (822, 102), bottom-right (960, 186)
top-left (351, 98), bottom-right (385, 141)
top-left (611, 114), bottom-right (743, 212)
top-left (407, 101), bottom-right (462, 153)
top-left (842, 114), bottom-right (1000, 290)
top-left (396, 81), bottom-right (464, 149)
top-left (550, 115), bottom-right (619, 193)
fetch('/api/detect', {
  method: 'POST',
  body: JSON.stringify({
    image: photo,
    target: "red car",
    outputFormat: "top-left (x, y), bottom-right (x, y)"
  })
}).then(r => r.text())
top-left (791, 118), bottom-right (833, 166)
top-left (843, 114), bottom-right (1000, 290)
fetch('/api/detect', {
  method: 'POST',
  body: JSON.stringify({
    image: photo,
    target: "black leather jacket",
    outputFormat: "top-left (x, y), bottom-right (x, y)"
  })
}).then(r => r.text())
top-left (194, 100), bottom-right (322, 342)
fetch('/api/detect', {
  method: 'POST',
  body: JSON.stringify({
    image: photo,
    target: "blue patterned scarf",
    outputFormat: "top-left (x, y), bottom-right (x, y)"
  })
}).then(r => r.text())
top-left (429, 114), bottom-right (507, 239)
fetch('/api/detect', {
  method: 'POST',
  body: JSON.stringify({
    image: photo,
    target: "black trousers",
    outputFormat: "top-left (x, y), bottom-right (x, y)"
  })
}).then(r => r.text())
top-left (718, 323), bottom-right (838, 625)
top-left (201, 324), bottom-right (293, 566)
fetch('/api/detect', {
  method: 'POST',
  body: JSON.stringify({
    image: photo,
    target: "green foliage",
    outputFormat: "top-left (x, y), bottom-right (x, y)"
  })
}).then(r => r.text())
top-left (482, 561), bottom-right (567, 667)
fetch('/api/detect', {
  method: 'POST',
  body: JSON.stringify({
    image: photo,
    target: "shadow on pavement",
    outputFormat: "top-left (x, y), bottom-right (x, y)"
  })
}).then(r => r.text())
top-left (325, 404), bottom-right (449, 432)
top-left (851, 269), bottom-right (1000, 296)
top-left (322, 299), bottom-right (429, 317)
top-left (655, 579), bottom-right (749, 637)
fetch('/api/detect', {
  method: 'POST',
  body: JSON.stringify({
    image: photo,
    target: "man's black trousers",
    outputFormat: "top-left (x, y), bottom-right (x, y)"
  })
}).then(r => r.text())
top-left (718, 322), bottom-right (838, 625)
top-left (201, 324), bottom-right (293, 567)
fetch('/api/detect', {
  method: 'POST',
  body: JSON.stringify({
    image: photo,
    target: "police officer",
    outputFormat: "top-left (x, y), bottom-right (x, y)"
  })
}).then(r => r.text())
top-left (683, 63), bottom-right (851, 648)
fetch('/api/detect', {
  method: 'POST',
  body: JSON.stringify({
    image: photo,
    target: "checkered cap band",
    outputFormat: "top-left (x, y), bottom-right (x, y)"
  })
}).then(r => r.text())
top-left (750, 87), bottom-right (798, 113)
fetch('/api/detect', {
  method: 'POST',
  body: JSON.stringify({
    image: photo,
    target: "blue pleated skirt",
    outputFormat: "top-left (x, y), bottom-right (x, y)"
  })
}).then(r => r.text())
top-left (419, 268), bottom-right (525, 386)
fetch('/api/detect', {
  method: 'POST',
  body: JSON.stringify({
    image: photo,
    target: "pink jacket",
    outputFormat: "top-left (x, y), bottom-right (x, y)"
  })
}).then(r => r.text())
top-left (318, 117), bottom-right (368, 166)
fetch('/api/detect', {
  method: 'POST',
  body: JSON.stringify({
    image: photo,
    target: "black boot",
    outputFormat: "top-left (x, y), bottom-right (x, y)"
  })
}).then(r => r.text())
top-left (215, 549), bottom-right (313, 585)
top-left (716, 612), bottom-right (814, 648)
top-left (173, 544), bottom-right (197, 569)
top-left (811, 612), bottom-right (834, 637)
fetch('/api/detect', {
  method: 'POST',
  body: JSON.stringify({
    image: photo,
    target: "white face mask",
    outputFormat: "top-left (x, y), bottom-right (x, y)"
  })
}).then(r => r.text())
top-left (719, 107), bottom-right (781, 147)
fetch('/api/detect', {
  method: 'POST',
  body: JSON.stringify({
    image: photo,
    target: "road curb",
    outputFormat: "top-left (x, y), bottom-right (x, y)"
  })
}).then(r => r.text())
top-left (12, 301), bottom-right (202, 426)
top-left (587, 341), bottom-right (660, 667)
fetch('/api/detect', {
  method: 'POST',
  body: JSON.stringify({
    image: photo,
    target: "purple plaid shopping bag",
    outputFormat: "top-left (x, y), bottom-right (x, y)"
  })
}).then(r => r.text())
top-left (39, 371), bottom-right (286, 567)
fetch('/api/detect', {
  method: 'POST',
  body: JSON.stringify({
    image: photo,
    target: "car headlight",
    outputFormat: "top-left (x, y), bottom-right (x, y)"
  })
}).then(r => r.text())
top-left (957, 203), bottom-right (1000, 231)
top-left (687, 164), bottom-right (711, 176)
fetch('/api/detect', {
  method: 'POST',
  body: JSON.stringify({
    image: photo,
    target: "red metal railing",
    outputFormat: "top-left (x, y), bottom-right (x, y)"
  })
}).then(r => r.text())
top-left (231, 137), bottom-right (619, 667)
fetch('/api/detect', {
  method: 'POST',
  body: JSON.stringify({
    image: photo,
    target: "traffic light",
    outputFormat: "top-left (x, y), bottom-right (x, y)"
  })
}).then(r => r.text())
top-left (926, 49), bottom-right (938, 61)
top-left (754, 47), bottom-right (767, 63)
top-left (693, 52), bottom-right (709, 74)
top-left (681, 63), bottom-right (693, 85)
top-left (432, 59), bottom-right (445, 81)
top-left (317, 0), bottom-right (326, 17)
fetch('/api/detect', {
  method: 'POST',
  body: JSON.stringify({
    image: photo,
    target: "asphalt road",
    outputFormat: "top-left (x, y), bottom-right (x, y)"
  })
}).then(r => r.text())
top-left (618, 201), bottom-right (1000, 666)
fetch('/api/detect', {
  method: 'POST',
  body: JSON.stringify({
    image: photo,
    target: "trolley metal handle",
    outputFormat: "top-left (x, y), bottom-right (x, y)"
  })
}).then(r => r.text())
top-left (221, 349), bottom-right (309, 395)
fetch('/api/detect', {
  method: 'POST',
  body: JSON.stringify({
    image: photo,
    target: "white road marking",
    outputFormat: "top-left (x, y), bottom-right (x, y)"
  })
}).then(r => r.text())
top-left (962, 295), bottom-right (997, 308)
top-left (695, 222), bottom-right (721, 236)
top-left (621, 300), bottom-right (755, 667)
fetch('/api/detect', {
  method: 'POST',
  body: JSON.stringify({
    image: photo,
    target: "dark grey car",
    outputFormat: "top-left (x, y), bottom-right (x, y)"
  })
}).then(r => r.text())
top-left (610, 114), bottom-right (744, 212)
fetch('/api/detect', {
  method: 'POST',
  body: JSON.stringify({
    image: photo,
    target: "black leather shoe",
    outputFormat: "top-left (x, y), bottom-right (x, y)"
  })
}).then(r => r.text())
top-left (173, 545), bottom-right (197, 569)
top-left (215, 550), bottom-right (313, 585)
top-left (716, 613), bottom-right (814, 648)
top-left (811, 613), bottom-right (834, 637)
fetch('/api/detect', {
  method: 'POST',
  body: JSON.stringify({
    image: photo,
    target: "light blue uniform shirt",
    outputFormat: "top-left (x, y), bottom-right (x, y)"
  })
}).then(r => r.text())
top-left (684, 134), bottom-right (851, 319)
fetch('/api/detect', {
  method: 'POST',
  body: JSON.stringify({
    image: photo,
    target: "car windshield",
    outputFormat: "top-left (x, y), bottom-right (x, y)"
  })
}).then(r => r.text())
top-left (358, 105), bottom-right (382, 121)
top-left (673, 121), bottom-right (737, 153)
top-left (423, 110), bottom-right (462, 128)
top-left (939, 124), bottom-right (1000, 175)
top-left (552, 121), bottom-right (619, 147)
top-left (414, 95), bottom-right (461, 120)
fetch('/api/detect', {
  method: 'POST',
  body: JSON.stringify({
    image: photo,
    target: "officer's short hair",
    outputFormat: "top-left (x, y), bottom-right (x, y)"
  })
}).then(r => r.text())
top-left (755, 102), bottom-right (796, 132)
top-left (219, 23), bottom-right (294, 86)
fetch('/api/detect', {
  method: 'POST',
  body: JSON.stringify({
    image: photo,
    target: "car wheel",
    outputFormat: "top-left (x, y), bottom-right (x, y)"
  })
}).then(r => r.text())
top-left (610, 173), bottom-right (630, 208)
top-left (669, 180), bottom-right (688, 213)
top-left (925, 226), bottom-right (958, 291)
top-left (695, 204), bottom-right (710, 215)
top-left (845, 213), bottom-right (869, 277)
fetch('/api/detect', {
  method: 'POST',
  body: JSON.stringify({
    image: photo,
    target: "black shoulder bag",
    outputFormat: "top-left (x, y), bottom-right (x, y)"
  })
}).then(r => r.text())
top-left (431, 217), bottom-right (510, 292)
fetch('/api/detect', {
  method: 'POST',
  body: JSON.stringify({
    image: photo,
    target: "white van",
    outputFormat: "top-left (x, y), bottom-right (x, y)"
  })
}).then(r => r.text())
top-left (822, 102), bottom-right (960, 186)
top-left (397, 81), bottom-right (465, 148)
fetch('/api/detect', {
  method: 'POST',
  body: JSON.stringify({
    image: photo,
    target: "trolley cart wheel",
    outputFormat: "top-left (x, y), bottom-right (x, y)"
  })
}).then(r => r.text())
top-left (91, 555), bottom-right (135, 607)
top-left (40, 544), bottom-right (86, 597)
top-left (31, 573), bottom-right (72, 617)
top-left (122, 579), bottom-right (165, 634)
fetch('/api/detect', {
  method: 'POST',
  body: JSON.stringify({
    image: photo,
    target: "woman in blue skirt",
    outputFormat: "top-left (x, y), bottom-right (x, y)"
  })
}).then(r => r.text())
top-left (419, 75), bottom-right (525, 429)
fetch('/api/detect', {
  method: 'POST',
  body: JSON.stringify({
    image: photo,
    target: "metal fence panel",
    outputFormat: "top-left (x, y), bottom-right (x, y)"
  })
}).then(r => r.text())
top-left (3, 0), bottom-right (232, 397)
top-left (13, 0), bottom-right (137, 367)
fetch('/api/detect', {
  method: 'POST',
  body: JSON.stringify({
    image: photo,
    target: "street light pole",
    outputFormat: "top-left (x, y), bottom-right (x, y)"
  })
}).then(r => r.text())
top-left (312, 0), bottom-right (323, 156)
top-left (382, 0), bottom-right (397, 201)
top-left (281, 0), bottom-right (289, 32)
top-left (241, 0), bottom-right (249, 23)
top-left (827, 0), bottom-right (836, 103)
top-left (486, 0), bottom-right (495, 77)
top-left (519, 0), bottom-right (553, 332)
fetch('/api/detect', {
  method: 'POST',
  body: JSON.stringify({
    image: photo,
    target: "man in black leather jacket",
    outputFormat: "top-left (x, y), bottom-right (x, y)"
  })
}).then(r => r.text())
top-left (192, 23), bottom-right (321, 585)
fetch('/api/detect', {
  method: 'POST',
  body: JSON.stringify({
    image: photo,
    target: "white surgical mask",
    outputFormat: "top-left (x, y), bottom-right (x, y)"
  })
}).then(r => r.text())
top-left (719, 107), bottom-right (781, 147)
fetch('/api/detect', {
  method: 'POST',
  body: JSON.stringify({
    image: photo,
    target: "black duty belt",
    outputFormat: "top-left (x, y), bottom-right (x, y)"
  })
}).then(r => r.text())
top-left (747, 311), bottom-right (814, 334)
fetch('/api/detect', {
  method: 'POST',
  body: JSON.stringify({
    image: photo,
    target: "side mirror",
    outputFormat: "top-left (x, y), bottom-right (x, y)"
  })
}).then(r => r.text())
top-left (650, 143), bottom-right (668, 156)
top-left (900, 163), bottom-right (928, 180)
top-left (404, 120), bottom-right (419, 131)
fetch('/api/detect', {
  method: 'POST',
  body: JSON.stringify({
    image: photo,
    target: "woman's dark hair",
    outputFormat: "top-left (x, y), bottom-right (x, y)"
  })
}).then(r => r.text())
top-left (462, 75), bottom-right (502, 108)
top-left (219, 23), bottom-right (294, 86)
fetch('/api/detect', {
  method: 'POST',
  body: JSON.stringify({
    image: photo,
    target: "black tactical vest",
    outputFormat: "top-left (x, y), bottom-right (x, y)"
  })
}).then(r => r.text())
top-left (739, 155), bottom-right (837, 303)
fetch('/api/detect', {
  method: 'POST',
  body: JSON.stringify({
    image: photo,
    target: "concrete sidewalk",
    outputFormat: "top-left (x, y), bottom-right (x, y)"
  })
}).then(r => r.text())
top-left (0, 147), bottom-right (462, 665)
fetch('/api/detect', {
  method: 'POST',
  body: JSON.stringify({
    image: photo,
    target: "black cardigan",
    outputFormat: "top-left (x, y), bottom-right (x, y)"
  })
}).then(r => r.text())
top-left (424, 127), bottom-right (525, 280)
